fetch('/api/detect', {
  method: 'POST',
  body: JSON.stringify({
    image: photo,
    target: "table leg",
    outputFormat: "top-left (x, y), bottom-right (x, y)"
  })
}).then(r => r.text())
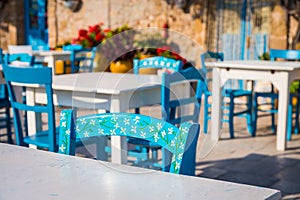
top-left (26, 88), bottom-right (42, 149)
top-left (110, 98), bottom-right (128, 164)
top-left (211, 68), bottom-right (222, 140)
top-left (273, 73), bottom-right (290, 151)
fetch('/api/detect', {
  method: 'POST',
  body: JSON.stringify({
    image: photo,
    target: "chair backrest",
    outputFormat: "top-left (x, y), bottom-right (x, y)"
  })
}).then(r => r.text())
top-left (63, 45), bottom-right (96, 73)
top-left (133, 56), bottom-right (183, 74)
top-left (162, 67), bottom-right (205, 125)
top-left (270, 49), bottom-right (300, 61)
top-left (200, 51), bottom-right (224, 74)
top-left (2, 64), bottom-right (56, 151)
top-left (58, 110), bottom-right (200, 174)
top-left (4, 53), bottom-right (35, 66)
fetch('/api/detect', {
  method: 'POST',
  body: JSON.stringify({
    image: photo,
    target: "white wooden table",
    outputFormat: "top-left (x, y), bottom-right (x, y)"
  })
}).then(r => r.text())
top-left (26, 72), bottom-right (164, 164)
top-left (206, 60), bottom-right (300, 151)
top-left (33, 50), bottom-right (71, 74)
top-left (0, 143), bottom-right (281, 200)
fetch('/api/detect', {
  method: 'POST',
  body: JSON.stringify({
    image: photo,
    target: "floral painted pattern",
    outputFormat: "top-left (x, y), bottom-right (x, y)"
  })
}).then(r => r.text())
top-left (58, 109), bottom-right (194, 174)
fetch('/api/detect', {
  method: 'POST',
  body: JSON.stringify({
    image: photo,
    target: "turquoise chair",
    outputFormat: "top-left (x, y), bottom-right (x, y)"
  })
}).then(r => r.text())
top-left (253, 49), bottom-right (300, 140)
top-left (133, 56), bottom-right (183, 114)
top-left (3, 65), bottom-right (57, 151)
top-left (201, 51), bottom-right (253, 138)
top-left (58, 110), bottom-right (200, 175)
top-left (3, 64), bottom-right (103, 152)
top-left (63, 44), bottom-right (97, 73)
top-left (128, 67), bottom-right (204, 173)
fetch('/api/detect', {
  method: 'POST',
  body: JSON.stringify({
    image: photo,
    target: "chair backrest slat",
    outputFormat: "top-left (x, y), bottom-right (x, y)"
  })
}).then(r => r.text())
top-left (58, 110), bottom-right (200, 174)
top-left (270, 49), bottom-right (300, 61)
top-left (133, 56), bottom-right (183, 74)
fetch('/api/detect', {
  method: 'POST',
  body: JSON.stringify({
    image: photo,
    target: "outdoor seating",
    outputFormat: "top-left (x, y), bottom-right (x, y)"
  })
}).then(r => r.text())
top-left (62, 44), bottom-right (97, 73)
top-left (3, 65), bottom-right (58, 151)
top-left (133, 56), bottom-right (183, 114)
top-left (58, 110), bottom-right (200, 175)
top-left (201, 51), bottom-right (253, 138)
top-left (253, 49), bottom-right (300, 140)
top-left (128, 66), bottom-right (204, 173)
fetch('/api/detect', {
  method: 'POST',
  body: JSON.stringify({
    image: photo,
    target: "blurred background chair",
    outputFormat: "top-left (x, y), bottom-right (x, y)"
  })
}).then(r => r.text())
top-left (253, 49), bottom-right (300, 140)
top-left (133, 56), bottom-right (183, 114)
top-left (0, 48), bottom-right (12, 144)
top-left (201, 51), bottom-right (253, 138)
top-left (63, 44), bottom-right (97, 73)
top-left (128, 67), bottom-right (204, 174)
top-left (58, 110), bottom-right (200, 175)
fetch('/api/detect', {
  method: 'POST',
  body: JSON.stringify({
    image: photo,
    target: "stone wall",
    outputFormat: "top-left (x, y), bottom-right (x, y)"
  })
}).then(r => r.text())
top-left (0, 0), bottom-right (25, 50)
top-left (47, 0), bottom-right (207, 50)
top-left (0, 0), bottom-right (298, 53)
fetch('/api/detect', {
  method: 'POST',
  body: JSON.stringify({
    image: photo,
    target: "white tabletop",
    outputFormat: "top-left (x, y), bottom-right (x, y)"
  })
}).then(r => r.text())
top-left (0, 143), bottom-right (281, 200)
top-left (205, 60), bottom-right (300, 71)
top-left (52, 72), bottom-right (162, 94)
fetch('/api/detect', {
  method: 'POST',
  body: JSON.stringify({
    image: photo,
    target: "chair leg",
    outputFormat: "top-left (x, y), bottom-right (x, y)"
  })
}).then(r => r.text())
top-left (287, 103), bottom-right (293, 141)
top-left (271, 98), bottom-right (276, 133)
top-left (253, 94), bottom-right (258, 137)
top-left (5, 107), bottom-right (13, 144)
top-left (203, 94), bottom-right (209, 133)
top-left (229, 95), bottom-right (234, 138)
top-left (246, 94), bottom-right (254, 136)
top-left (135, 108), bottom-right (140, 114)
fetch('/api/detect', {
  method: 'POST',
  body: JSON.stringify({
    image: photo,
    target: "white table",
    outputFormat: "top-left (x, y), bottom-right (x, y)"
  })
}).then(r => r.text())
top-left (33, 50), bottom-right (71, 74)
top-left (0, 143), bottom-right (281, 200)
top-left (26, 72), bottom-right (164, 164)
top-left (207, 60), bottom-right (300, 151)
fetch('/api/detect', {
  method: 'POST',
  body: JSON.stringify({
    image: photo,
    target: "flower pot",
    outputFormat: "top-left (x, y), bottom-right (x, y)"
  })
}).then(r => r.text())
top-left (110, 59), bottom-right (133, 73)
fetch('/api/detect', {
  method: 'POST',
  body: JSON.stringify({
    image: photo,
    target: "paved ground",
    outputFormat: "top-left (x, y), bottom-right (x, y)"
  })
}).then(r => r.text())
top-left (1, 107), bottom-right (300, 199)
top-left (197, 118), bottom-right (300, 199)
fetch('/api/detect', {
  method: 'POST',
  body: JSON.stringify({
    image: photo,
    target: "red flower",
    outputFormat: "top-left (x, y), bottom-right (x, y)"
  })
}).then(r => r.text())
top-left (95, 33), bottom-right (104, 42)
top-left (78, 29), bottom-right (88, 37)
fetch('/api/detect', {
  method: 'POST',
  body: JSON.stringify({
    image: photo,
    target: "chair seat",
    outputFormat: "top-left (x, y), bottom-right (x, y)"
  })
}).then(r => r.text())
top-left (225, 89), bottom-right (252, 97)
top-left (127, 138), bottom-right (160, 148)
top-left (23, 127), bottom-right (87, 149)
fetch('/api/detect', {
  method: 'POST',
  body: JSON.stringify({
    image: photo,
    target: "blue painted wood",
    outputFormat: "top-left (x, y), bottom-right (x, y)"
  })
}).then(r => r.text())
top-left (4, 53), bottom-right (35, 66)
top-left (201, 51), bottom-right (253, 138)
top-left (133, 56), bottom-right (183, 114)
top-left (58, 110), bottom-right (200, 175)
top-left (133, 56), bottom-right (183, 74)
top-left (253, 49), bottom-right (300, 140)
top-left (63, 45), bottom-right (97, 73)
top-left (24, 0), bottom-right (48, 49)
top-left (2, 64), bottom-right (57, 151)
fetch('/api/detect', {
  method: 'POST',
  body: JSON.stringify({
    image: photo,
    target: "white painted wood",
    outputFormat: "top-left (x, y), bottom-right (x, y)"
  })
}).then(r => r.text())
top-left (0, 143), bottom-right (281, 200)
top-left (26, 72), bottom-right (162, 164)
top-left (207, 60), bottom-right (300, 151)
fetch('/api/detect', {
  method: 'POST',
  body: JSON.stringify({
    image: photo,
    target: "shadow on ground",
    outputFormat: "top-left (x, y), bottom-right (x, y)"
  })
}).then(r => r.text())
top-left (196, 153), bottom-right (300, 199)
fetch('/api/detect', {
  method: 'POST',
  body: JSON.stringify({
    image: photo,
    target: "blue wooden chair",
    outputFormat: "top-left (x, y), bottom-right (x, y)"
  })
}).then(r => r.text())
top-left (201, 51), bottom-right (253, 138)
top-left (2, 64), bottom-right (57, 151)
top-left (128, 67), bottom-right (204, 173)
top-left (253, 49), bottom-right (300, 140)
top-left (58, 110), bottom-right (200, 175)
top-left (133, 56), bottom-right (183, 114)
top-left (0, 49), bottom-right (12, 143)
top-left (63, 44), bottom-right (97, 73)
